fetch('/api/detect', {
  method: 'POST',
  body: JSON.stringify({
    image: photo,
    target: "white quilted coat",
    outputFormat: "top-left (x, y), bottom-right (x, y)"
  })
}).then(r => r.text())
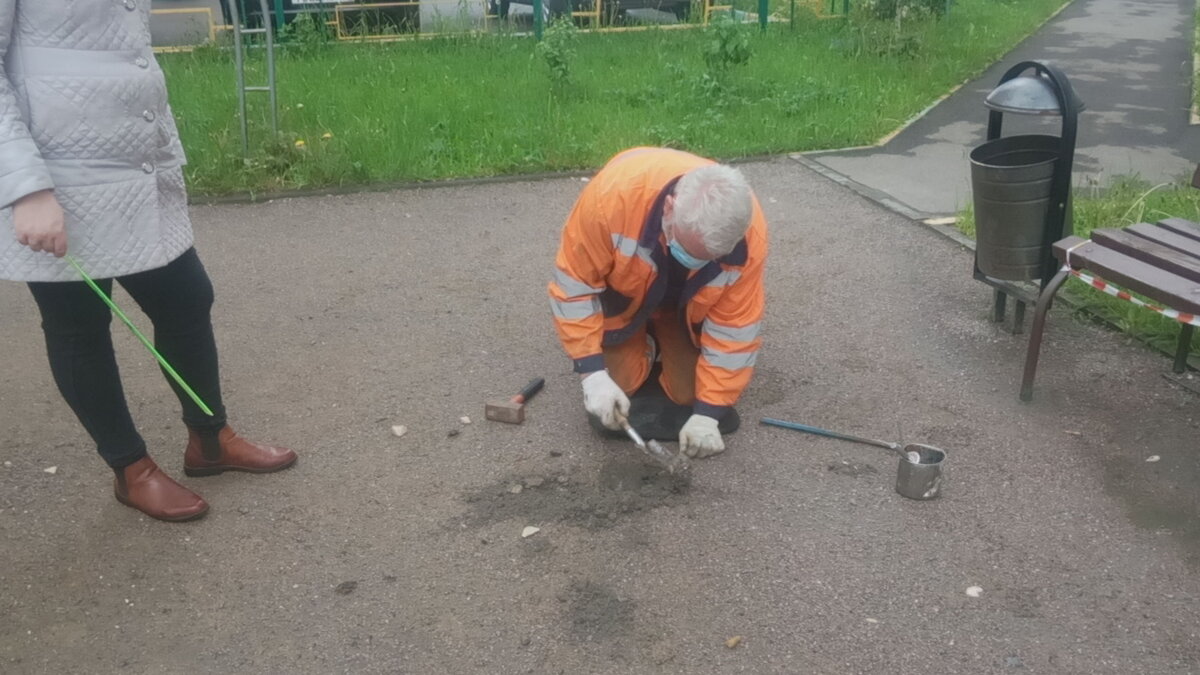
top-left (0, 0), bottom-right (192, 282)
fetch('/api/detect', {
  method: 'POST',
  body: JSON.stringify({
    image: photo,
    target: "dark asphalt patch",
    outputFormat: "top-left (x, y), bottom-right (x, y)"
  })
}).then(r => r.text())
top-left (458, 458), bottom-right (691, 531)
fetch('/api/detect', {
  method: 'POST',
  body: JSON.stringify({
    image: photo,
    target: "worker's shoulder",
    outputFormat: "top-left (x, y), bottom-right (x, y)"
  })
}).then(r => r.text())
top-left (743, 215), bottom-right (769, 259)
top-left (602, 147), bottom-right (710, 176)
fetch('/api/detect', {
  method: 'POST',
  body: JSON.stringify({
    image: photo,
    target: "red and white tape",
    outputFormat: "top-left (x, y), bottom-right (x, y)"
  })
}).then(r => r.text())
top-left (1063, 265), bottom-right (1200, 327)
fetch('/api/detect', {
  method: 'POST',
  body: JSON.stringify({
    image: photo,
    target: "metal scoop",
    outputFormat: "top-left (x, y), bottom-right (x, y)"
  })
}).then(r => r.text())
top-left (760, 418), bottom-right (946, 500)
top-left (618, 416), bottom-right (689, 474)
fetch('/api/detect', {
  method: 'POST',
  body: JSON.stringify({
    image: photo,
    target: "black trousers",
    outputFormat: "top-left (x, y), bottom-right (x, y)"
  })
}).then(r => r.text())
top-left (28, 248), bottom-right (228, 469)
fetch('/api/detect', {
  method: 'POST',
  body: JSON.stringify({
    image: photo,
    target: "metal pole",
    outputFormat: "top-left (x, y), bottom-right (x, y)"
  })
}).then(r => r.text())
top-left (1175, 324), bottom-right (1195, 373)
top-left (534, 0), bottom-right (544, 39)
top-left (758, 0), bottom-right (767, 31)
top-left (1039, 62), bottom-right (1080, 287)
top-left (230, 0), bottom-right (249, 155)
top-left (261, 0), bottom-right (278, 137)
top-left (789, 0), bottom-right (794, 29)
top-left (273, 0), bottom-right (286, 31)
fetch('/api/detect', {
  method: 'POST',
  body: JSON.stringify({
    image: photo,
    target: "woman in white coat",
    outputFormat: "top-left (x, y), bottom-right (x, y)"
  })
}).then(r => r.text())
top-left (0, 1), bottom-right (297, 521)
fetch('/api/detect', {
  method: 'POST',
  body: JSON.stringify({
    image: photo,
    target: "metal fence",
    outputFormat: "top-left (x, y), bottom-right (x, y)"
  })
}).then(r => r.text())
top-left (150, 0), bottom-right (839, 51)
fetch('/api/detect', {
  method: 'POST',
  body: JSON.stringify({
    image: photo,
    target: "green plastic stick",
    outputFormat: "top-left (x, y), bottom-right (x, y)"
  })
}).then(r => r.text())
top-left (66, 255), bottom-right (214, 417)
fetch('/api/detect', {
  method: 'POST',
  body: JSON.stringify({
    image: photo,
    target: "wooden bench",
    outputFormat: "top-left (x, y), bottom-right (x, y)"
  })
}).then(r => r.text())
top-left (1019, 217), bottom-right (1200, 401)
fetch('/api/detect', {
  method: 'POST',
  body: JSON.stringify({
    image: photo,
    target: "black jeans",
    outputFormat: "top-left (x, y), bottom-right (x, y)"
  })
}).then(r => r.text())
top-left (28, 248), bottom-right (228, 469)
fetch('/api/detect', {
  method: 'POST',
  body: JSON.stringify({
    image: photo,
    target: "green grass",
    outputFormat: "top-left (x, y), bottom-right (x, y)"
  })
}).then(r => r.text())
top-left (161, 0), bottom-right (1065, 196)
top-left (957, 179), bottom-right (1200, 362)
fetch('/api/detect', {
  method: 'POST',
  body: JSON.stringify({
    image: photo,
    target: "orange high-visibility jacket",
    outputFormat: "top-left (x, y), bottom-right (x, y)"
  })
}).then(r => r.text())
top-left (548, 147), bottom-right (768, 420)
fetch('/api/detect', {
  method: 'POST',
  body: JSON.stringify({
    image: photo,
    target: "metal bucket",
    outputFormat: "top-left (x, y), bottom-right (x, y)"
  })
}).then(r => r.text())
top-left (895, 443), bottom-right (945, 500)
top-left (970, 134), bottom-right (1060, 281)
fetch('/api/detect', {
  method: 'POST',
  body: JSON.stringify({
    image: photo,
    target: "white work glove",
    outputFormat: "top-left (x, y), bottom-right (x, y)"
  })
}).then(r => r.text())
top-left (679, 414), bottom-right (724, 458)
top-left (581, 370), bottom-right (630, 430)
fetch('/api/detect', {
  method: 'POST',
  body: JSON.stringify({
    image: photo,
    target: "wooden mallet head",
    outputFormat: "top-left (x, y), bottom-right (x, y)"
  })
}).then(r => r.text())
top-left (485, 378), bottom-right (545, 425)
top-left (485, 397), bottom-right (526, 424)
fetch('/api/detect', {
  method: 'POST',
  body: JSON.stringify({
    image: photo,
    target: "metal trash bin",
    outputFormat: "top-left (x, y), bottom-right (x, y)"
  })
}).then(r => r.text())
top-left (970, 134), bottom-right (1060, 281)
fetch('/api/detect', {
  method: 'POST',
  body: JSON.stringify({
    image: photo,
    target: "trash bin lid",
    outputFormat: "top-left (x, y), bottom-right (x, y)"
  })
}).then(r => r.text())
top-left (985, 75), bottom-right (1086, 116)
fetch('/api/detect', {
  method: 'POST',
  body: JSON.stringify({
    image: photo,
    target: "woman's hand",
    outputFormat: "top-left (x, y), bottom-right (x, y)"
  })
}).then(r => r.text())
top-left (13, 189), bottom-right (66, 257)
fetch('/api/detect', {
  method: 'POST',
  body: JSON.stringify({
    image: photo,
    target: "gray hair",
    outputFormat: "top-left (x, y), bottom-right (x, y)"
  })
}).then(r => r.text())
top-left (671, 164), bottom-right (753, 258)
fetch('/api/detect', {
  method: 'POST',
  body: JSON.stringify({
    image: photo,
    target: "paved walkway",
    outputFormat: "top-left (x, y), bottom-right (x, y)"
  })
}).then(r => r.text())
top-left (4, 158), bottom-right (1200, 674)
top-left (800, 0), bottom-right (1200, 219)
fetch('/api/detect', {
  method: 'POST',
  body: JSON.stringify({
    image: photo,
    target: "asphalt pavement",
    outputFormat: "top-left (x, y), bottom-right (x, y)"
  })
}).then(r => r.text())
top-left (2, 158), bottom-right (1199, 673)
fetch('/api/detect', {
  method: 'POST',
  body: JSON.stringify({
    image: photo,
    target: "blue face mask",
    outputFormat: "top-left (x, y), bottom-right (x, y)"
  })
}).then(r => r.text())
top-left (669, 239), bottom-right (709, 270)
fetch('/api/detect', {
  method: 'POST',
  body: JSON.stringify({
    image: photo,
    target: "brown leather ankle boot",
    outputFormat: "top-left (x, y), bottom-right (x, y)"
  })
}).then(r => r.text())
top-left (183, 426), bottom-right (297, 477)
top-left (114, 457), bottom-right (209, 521)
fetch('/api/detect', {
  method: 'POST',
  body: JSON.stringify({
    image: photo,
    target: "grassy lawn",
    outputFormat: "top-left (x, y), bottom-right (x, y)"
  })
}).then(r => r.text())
top-left (161, 0), bottom-right (1066, 196)
top-left (958, 179), bottom-right (1200, 362)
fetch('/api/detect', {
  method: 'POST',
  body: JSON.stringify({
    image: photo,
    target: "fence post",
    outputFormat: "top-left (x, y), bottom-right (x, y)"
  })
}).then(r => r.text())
top-left (534, 0), bottom-right (544, 39)
top-left (758, 0), bottom-right (767, 31)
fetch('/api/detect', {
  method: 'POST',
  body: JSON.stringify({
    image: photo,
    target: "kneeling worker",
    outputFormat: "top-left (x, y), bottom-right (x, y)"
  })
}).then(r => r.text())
top-left (548, 147), bottom-right (768, 458)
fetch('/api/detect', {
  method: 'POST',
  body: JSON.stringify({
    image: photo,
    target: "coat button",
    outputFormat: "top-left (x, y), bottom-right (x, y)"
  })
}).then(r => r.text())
top-left (124, 0), bottom-right (136, 10)
top-left (141, 162), bottom-right (154, 174)
top-left (134, 56), bottom-right (149, 68)
top-left (142, 110), bottom-right (156, 122)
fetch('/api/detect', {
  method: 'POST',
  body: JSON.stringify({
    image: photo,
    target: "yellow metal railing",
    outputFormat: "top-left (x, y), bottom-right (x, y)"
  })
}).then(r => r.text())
top-left (150, 7), bottom-right (218, 53)
top-left (336, 1), bottom-right (414, 40)
top-left (702, 0), bottom-right (733, 22)
top-left (334, 1), bottom-right (491, 40)
top-left (570, 0), bottom-right (602, 29)
top-left (150, 0), bottom-right (753, 49)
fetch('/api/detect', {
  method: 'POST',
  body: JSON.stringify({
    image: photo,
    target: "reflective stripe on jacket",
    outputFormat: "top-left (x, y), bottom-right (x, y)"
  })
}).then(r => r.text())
top-left (548, 147), bottom-right (768, 419)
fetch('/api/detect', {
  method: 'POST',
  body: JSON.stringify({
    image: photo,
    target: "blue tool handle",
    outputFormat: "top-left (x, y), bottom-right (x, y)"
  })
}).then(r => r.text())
top-left (759, 418), bottom-right (897, 450)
